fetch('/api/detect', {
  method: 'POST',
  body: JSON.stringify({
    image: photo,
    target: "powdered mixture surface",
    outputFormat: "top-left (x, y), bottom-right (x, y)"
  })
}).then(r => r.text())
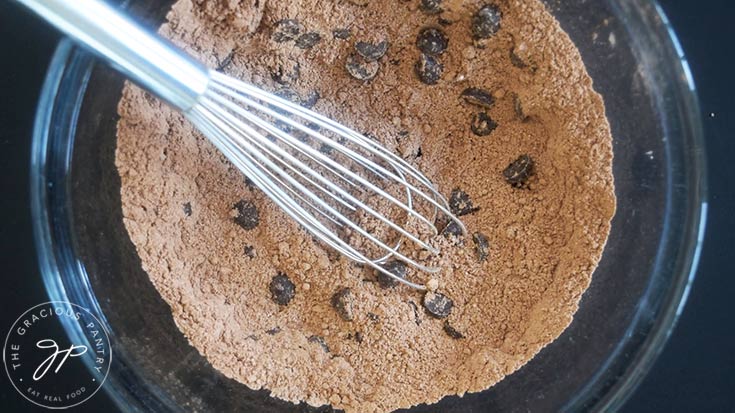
top-left (115, 0), bottom-right (616, 411)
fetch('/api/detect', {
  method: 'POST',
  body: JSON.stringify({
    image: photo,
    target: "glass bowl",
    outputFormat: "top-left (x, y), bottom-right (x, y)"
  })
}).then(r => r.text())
top-left (30, 0), bottom-right (707, 411)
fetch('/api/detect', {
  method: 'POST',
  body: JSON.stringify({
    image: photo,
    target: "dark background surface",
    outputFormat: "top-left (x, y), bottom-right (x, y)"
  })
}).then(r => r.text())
top-left (0, 0), bottom-right (732, 412)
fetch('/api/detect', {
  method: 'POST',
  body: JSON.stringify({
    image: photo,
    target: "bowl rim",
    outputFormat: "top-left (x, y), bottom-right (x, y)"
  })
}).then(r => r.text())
top-left (29, 0), bottom-right (708, 411)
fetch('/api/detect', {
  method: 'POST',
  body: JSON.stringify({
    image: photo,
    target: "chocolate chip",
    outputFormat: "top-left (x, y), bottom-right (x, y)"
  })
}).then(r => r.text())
top-left (420, 0), bottom-right (443, 14)
top-left (449, 188), bottom-right (480, 216)
top-left (472, 4), bottom-right (502, 39)
top-left (272, 19), bottom-right (303, 42)
top-left (233, 200), bottom-right (259, 230)
top-left (443, 321), bottom-right (464, 339)
top-left (472, 232), bottom-right (490, 262)
top-left (441, 219), bottom-right (463, 238)
top-left (415, 53), bottom-right (443, 85)
top-left (503, 154), bottom-right (535, 188)
top-left (346, 53), bottom-right (379, 81)
top-left (302, 90), bottom-right (320, 109)
top-left (377, 260), bottom-right (408, 289)
top-left (269, 273), bottom-right (295, 305)
top-left (183, 202), bottom-right (192, 217)
top-left (367, 312), bottom-right (380, 322)
top-left (461, 87), bottom-right (495, 108)
top-left (510, 48), bottom-right (527, 68)
top-left (333, 28), bottom-right (351, 39)
top-left (331, 287), bottom-right (354, 321)
top-left (319, 143), bottom-right (334, 154)
top-left (354, 331), bottom-right (364, 343)
top-left (308, 335), bottom-right (330, 353)
top-left (423, 291), bottom-right (453, 318)
top-left (274, 87), bottom-right (301, 105)
top-left (244, 245), bottom-right (256, 258)
top-left (355, 40), bottom-right (389, 62)
top-left (217, 51), bottom-right (234, 71)
top-left (470, 112), bottom-right (498, 136)
top-left (295, 32), bottom-right (322, 49)
top-left (266, 326), bottom-right (281, 335)
top-left (416, 27), bottom-right (448, 56)
top-left (271, 61), bottom-right (300, 85)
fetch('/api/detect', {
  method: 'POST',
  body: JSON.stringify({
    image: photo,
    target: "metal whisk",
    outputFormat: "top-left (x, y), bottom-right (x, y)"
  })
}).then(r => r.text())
top-left (19, 0), bottom-right (466, 289)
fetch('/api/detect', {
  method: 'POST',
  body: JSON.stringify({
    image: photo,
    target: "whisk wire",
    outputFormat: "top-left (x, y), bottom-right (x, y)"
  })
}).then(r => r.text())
top-left (211, 73), bottom-right (464, 230)
top-left (191, 100), bottom-right (439, 280)
top-left (202, 88), bottom-right (442, 251)
top-left (196, 96), bottom-right (442, 270)
top-left (208, 78), bottom-right (456, 234)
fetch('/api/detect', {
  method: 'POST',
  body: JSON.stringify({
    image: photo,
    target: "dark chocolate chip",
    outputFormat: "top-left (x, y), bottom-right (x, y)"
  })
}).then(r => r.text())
top-left (302, 90), bottom-right (320, 109)
top-left (333, 28), bottom-right (352, 39)
top-left (266, 326), bottom-right (281, 335)
top-left (416, 27), bottom-right (448, 56)
top-left (415, 53), bottom-right (443, 85)
top-left (217, 51), bottom-right (234, 71)
top-left (423, 291), bottom-right (453, 318)
top-left (183, 202), bottom-right (192, 217)
top-left (274, 87), bottom-right (301, 107)
top-left (331, 287), bottom-right (355, 321)
top-left (377, 260), bottom-right (408, 289)
top-left (461, 87), bottom-right (495, 108)
top-left (420, 0), bottom-right (443, 14)
top-left (233, 200), bottom-right (260, 230)
top-left (354, 331), bottom-right (364, 343)
top-left (271, 61), bottom-right (300, 85)
top-left (272, 19), bottom-right (303, 42)
top-left (308, 335), bottom-right (330, 353)
top-left (443, 321), bottom-right (465, 339)
top-left (470, 112), bottom-right (498, 136)
top-left (269, 273), bottom-right (295, 305)
top-left (244, 245), bottom-right (256, 258)
top-left (472, 4), bottom-right (502, 39)
top-left (367, 312), bottom-right (380, 322)
top-left (319, 143), bottom-right (334, 154)
top-left (345, 53), bottom-right (379, 81)
top-left (449, 188), bottom-right (480, 216)
top-left (295, 32), bottom-right (322, 49)
top-left (510, 48), bottom-right (527, 68)
top-left (441, 219), bottom-right (464, 238)
top-left (472, 232), bottom-right (490, 262)
top-left (503, 154), bottom-right (535, 188)
top-left (355, 40), bottom-right (389, 62)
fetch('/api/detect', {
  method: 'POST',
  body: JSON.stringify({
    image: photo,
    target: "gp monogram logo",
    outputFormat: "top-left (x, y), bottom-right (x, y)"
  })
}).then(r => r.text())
top-left (3, 302), bottom-right (111, 409)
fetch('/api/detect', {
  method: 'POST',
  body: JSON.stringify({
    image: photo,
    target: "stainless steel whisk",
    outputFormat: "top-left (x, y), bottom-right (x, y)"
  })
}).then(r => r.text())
top-left (19, 0), bottom-right (466, 289)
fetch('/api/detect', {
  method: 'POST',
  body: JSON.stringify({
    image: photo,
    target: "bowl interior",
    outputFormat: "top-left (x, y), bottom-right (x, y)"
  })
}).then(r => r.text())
top-left (33, 0), bottom-right (705, 411)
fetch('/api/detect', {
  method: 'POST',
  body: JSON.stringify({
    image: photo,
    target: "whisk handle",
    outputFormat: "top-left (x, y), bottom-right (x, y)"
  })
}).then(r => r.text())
top-left (17, 0), bottom-right (209, 112)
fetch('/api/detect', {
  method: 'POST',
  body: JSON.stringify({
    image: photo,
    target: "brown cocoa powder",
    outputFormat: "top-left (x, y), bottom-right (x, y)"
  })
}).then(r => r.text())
top-left (115, 0), bottom-right (616, 411)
